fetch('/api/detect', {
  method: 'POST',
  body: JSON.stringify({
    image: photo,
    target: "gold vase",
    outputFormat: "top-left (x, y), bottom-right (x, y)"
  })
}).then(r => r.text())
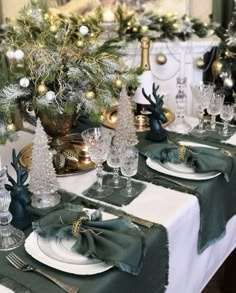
top-left (37, 110), bottom-right (77, 149)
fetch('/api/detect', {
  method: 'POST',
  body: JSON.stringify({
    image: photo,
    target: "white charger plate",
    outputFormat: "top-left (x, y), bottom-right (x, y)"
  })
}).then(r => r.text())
top-left (25, 232), bottom-right (112, 275)
top-left (146, 141), bottom-right (221, 181)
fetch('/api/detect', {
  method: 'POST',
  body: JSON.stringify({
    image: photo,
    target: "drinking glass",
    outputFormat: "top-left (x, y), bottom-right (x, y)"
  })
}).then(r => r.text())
top-left (190, 81), bottom-right (215, 136)
top-left (206, 92), bottom-right (225, 131)
top-left (81, 127), bottom-right (113, 198)
top-left (107, 142), bottom-right (127, 188)
top-left (219, 102), bottom-right (235, 137)
top-left (120, 146), bottom-right (139, 197)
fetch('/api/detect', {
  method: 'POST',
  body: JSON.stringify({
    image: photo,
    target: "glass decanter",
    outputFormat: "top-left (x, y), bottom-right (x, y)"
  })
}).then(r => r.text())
top-left (168, 77), bottom-right (192, 133)
top-left (0, 165), bottom-right (25, 250)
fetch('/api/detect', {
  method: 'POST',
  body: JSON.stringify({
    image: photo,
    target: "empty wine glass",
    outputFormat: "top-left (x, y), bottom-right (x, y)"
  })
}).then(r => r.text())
top-left (81, 127), bottom-right (113, 198)
top-left (190, 81), bottom-right (215, 136)
top-left (206, 92), bottom-right (225, 131)
top-left (219, 102), bottom-right (235, 137)
top-left (107, 142), bottom-right (127, 188)
top-left (120, 146), bottom-right (139, 197)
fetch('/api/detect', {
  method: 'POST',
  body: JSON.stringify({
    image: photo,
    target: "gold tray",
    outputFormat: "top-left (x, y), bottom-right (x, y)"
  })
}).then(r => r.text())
top-left (102, 105), bottom-right (175, 131)
top-left (19, 135), bottom-right (95, 177)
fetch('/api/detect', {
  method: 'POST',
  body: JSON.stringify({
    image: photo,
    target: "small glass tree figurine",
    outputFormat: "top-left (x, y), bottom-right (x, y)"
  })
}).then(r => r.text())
top-left (168, 77), bottom-right (192, 134)
top-left (0, 157), bottom-right (25, 250)
top-left (29, 118), bottom-right (60, 209)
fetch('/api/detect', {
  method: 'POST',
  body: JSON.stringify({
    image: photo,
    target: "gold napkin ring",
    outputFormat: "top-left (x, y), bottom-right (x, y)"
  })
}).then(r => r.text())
top-left (72, 216), bottom-right (89, 237)
top-left (178, 145), bottom-right (187, 161)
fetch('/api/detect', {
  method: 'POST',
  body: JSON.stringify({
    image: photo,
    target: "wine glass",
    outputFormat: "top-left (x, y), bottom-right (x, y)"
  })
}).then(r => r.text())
top-left (107, 142), bottom-right (127, 188)
top-left (81, 127), bottom-right (113, 198)
top-left (219, 102), bottom-right (235, 137)
top-left (120, 146), bottom-right (139, 197)
top-left (206, 92), bottom-right (225, 131)
top-left (190, 81), bottom-right (215, 136)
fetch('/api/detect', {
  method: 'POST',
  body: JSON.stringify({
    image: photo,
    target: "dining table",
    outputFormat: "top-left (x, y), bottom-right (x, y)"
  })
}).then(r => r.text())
top-left (0, 118), bottom-right (236, 293)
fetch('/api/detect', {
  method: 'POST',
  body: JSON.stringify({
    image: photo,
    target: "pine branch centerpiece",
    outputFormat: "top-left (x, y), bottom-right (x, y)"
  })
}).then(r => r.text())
top-left (28, 118), bottom-right (60, 209)
top-left (0, 1), bottom-right (139, 142)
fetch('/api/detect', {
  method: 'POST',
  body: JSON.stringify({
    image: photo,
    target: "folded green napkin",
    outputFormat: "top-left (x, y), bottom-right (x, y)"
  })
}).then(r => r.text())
top-left (32, 204), bottom-right (146, 275)
top-left (140, 143), bottom-right (233, 182)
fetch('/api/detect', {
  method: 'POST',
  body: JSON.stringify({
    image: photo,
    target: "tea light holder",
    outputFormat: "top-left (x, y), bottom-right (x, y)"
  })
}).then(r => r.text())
top-left (78, 144), bottom-right (92, 164)
top-left (134, 115), bottom-right (149, 131)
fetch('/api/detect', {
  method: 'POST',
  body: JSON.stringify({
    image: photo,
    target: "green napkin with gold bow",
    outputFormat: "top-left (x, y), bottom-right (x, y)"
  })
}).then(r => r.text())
top-left (140, 143), bottom-right (233, 182)
top-left (32, 204), bottom-right (146, 275)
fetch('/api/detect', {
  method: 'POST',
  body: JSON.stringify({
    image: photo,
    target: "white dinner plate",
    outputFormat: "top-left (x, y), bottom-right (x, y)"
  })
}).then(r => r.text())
top-left (146, 141), bottom-right (221, 181)
top-left (25, 232), bottom-right (112, 275)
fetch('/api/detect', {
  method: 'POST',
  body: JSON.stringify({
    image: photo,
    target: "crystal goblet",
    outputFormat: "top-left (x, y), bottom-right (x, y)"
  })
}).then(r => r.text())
top-left (190, 81), bottom-right (215, 137)
top-left (107, 142), bottom-right (127, 188)
top-left (219, 102), bottom-right (235, 137)
top-left (206, 92), bottom-right (225, 131)
top-left (81, 127), bottom-right (113, 198)
top-left (120, 146), bottom-right (139, 197)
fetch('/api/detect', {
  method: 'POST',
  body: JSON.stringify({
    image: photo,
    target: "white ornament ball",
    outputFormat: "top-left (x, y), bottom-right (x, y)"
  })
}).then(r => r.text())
top-left (14, 49), bottom-right (25, 60)
top-left (45, 91), bottom-right (56, 102)
top-left (223, 77), bottom-right (234, 89)
top-left (6, 50), bottom-right (15, 60)
top-left (20, 77), bottom-right (30, 88)
top-left (79, 25), bottom-right (89, 36)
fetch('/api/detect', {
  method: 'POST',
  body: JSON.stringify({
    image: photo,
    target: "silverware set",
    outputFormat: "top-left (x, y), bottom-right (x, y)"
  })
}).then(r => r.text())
top-left (6, 252), bottom-right (79, 293)
top-left (138, 168), bottom-right (197, 191)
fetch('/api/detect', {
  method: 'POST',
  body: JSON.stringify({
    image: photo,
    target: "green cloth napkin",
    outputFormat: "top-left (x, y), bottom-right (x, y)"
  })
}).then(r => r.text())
top-left (0, 273), bottom-right (33, 293)
top-left (32, 204), bottom-right (146, 275)
top-left (140, 143), bottom-right (233, 182)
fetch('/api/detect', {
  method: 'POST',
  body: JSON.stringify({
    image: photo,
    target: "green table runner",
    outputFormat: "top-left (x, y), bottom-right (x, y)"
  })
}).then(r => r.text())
top-left (0, 274), bottom-right (33, 293)
top-left (0, 222), bottom-right (168, 293)
top-left (137, 131), bottom-right (236, 253)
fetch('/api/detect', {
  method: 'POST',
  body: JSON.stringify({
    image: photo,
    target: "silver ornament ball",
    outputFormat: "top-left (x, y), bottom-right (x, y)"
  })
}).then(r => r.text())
top-left (79, 25), bottom-right (89, 36)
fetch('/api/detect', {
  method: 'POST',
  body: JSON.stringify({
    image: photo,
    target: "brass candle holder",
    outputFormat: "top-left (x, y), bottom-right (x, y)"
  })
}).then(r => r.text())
top-left (134, 115), bottom-right (149, 131)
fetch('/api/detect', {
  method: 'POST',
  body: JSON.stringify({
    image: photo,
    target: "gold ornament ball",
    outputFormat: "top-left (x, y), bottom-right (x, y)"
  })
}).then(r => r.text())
top-left (156, 53), bottom-right (167, 65)
top-left (141, 25), bottom-right (148, 33)
top-left (7, 122), bottom-right (16, 132)
top-left (195, 57), bottom-right (205, 69)
top-left (37, 84), bottom-right (48, 95)
top-left (49, 25), bottom-right (58, 33)
top-left (132, 27), bottom-right (138, 33)
top-left (85, 91), bottom-right (95, 100)
top-left (212, 59), bottom-right (223, 78)
top-left (76, 40), bottom-right (84, 48)
top-left (223, 77), bottom-right (234, 89)
top-left (31, 0), bottom-right (39, 5)
top-left (114, 79), bottom-right (122, 88)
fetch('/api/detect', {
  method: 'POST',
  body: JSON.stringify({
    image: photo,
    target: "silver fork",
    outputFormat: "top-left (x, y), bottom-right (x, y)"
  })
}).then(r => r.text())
top-left (6, 252), bottom-right (79, 293)
top-left (138, 169), bottom-right (197, 191)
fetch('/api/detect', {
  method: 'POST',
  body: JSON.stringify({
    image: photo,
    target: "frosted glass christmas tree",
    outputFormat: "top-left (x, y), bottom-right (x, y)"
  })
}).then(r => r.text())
top-left (114, 86), bottom-right (138, 147)
top-left (29, 118), bottom-right (60, 209)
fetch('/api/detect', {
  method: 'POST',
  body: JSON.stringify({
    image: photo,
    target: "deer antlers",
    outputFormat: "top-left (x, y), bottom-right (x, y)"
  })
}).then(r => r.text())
top-left (141, 83), bottom-right (164, 107)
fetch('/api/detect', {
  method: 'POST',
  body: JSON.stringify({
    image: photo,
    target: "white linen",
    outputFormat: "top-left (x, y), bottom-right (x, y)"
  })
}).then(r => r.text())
top-left (0, 285), bottom-right (14, 293)
top-left (1, 131), bottom-right (236, 293)
top-left (223, 132), bottom-right (236, 146)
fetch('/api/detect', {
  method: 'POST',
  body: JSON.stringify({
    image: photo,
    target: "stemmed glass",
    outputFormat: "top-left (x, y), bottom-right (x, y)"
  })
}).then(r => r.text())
top-left (190, 81), bottom-right (215, 137)
top-left (219, 102), bottom-right (235, 137)
top-left (120, 146), bottom-right (139, 197)
top-left (81, 127), bottom-right (113, 198)
top-left (206, 92), bottom-right (225, 131)
top-left (107, 142), bottom-right (127, 188)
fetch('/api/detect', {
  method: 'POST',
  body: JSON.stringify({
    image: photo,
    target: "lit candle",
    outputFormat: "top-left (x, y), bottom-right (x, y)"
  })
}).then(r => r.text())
top-left (103, 9), bottom-right (115, 23)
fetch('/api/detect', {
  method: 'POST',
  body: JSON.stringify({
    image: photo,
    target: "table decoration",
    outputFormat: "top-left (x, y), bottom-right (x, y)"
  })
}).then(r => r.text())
top-left (5, 149), bottom-right (31, 230)
top-left (81, 127), bottom-right (113, 198)
top-left (0, 1), bottom-right (139, 144)
top-left (206, 92), bottom-right (225, 132)
top-left (0, 155), bottom-right (25, 250)
top-left (31, 204), bottom-right (146, 275)
top-left (28, 119), bottom-right (60, 209)
top-left (219, 101), bottom-right (235, 137)
top-left (140, 143), bottom-right (233, 182)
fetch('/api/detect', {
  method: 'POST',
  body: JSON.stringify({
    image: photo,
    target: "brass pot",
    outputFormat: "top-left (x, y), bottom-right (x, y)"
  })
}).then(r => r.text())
top-left (37, 111), bottom-right (77, 138)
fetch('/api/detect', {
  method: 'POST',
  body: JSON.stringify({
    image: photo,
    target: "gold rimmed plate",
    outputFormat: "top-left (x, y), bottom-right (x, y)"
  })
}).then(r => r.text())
top-left (102, 105), bottom-right (175, 131)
